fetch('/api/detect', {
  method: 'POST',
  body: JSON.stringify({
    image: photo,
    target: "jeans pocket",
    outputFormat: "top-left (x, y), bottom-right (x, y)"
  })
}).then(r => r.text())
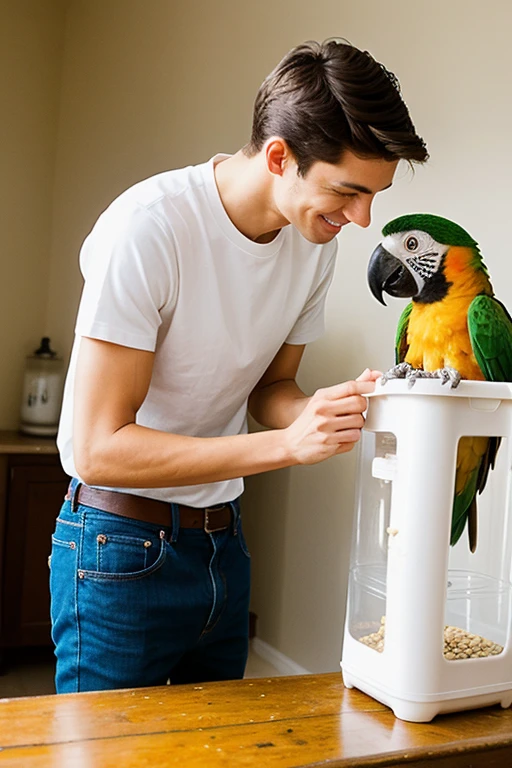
top-left (50, 535), bottom-right (77, 567)
top-left (50, 516), bottom-right (81, 649)
top-left (97, 532), bottom-right (157, 572)
top-left (79, 541), bottom-right (166, 581)
top-left (51, 516), bottom-right (81, 559)
top-left (78, 510), bottom-right (167, 581)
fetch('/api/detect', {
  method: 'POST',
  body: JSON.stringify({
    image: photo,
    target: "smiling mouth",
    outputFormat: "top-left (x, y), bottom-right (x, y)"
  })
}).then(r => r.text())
top-left (321, 215), bottom-right (343, 229)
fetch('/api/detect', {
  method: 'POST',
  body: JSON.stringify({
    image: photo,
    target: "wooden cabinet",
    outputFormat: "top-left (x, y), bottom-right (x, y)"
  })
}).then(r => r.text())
top-left (0, 434), bottom-right (69, 650)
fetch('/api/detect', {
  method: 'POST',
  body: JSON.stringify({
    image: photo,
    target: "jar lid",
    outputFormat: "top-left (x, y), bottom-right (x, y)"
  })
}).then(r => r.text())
top-left (33, 337), bottom-right (57, 359)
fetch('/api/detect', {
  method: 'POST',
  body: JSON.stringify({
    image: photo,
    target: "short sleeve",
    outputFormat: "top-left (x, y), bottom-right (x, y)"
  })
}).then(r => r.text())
top-left (75, 205), bottom-right (177, 352)
top-left (285, 239), bottom-right (337, 345)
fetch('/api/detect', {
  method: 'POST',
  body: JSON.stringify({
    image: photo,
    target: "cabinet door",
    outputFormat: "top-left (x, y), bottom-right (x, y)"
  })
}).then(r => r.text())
top-left (2, 461), bottom-right (69, 647)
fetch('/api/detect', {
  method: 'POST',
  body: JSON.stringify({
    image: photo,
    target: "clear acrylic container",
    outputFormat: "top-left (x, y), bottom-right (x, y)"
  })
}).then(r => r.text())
top-left (341, 378), bottom-right (512, 722)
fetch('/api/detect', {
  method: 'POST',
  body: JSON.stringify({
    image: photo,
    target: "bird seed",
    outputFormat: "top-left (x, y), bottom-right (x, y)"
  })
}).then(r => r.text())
top-left (357, 616), bottom-right (503, 659)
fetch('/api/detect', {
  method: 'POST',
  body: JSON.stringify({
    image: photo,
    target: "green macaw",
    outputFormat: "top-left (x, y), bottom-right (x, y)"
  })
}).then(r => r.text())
top-left (367, 213), bottom-right (512, 551)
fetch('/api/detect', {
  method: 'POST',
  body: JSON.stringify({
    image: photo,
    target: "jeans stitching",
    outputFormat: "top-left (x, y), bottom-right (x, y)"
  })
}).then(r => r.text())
top-left (237, 528), bottom-right (251, 558)
top-left (78, 538), bottom-right (166, 581)
top-left (52, 536), bottom-right (76, 549)
top-left (56, 518), bottom-right (83, 529)
top-left (201, 535), bottom-right (219, 635)
top-left (75, 509), bottom-right (85, 693)
top-left (97, 533), bottom-right (153, 572)
top-left (200, 533), bottom-right (231, 636)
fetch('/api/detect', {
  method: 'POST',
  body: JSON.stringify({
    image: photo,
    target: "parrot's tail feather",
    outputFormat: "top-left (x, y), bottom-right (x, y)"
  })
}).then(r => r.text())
top-left (451, 436), bottom-right (501, 552)
top-left (467, 497), bottom-right (478, 553)
top-left (477, 436), bottom-right (501, 494)
top-left (450, 514), bottom-right (468, 548)
top-left (451, 464), bottom-right (480, 549)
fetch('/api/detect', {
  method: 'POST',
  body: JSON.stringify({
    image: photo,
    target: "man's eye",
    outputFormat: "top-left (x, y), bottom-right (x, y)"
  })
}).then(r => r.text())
top-left (405, 236), bottom-right (419, 251)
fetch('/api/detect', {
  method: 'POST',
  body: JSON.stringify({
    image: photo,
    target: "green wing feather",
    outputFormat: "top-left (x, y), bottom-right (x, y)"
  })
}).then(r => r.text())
top-left (395, 302), bottom-right (413, 364)
top-left (450, 294), bottom-right (512, 549)
top-left (468, 295), bottom-right (512, 382)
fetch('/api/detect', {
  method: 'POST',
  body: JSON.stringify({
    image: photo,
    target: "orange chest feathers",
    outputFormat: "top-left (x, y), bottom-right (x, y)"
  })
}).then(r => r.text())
top-left (405, 300), bottom-right (483, 379)
top-left (404, 246), bottom-right (490, 380)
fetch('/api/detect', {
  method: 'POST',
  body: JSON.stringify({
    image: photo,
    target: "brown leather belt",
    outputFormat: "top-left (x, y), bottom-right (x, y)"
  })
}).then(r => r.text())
top-left (66, 484), bottom-right (232, 533)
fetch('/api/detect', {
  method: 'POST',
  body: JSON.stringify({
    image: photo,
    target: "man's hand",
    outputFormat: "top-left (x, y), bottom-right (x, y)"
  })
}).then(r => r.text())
top-left (283, 369), bottom-right (381, 465)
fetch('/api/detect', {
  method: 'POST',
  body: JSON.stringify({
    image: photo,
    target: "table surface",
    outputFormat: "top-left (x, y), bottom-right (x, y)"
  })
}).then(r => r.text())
top-left (1, 673), bottom-right (512, 767)
top-left (0, 430), bottom-right (58, 454)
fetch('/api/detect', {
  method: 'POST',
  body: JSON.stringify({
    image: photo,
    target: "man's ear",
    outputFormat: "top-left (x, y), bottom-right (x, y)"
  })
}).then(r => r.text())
top-left (264, 138), bottom-right (295, 176)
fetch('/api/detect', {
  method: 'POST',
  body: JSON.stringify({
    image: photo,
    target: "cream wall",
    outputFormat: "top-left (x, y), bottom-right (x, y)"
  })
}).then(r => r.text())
top-left (32, 0), bottom-right (512, 671)
top-left (0, 0), bottom-right (66, 428)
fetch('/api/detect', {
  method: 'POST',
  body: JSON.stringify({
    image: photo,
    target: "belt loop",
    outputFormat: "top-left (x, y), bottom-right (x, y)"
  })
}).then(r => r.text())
top-left (170, 503), bottom-right (180, 543)
top-left (71, 480), bottom-right (82, 514)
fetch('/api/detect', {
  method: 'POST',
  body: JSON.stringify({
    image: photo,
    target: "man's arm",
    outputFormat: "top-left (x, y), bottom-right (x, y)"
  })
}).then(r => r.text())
top-left (248, 342), bottom-right (309, 428)
top-left (73, 337), bottom-right (377, 489)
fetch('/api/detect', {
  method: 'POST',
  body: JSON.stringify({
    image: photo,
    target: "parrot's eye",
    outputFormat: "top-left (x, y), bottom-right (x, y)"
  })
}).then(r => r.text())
top-left (405, 236), bottom-right (419, 252)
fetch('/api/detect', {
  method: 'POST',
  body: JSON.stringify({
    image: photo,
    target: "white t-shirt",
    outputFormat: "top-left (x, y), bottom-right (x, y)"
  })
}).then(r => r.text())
top-left (58, 155), bottom-right (337, 506)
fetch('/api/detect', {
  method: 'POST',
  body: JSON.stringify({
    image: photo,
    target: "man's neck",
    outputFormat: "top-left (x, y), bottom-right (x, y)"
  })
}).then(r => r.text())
top-left (213, 151), bottom-right (288, 243)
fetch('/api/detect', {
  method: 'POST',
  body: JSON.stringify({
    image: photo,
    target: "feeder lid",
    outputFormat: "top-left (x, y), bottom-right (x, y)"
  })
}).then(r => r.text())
top-left (369, 378), bottom-right (512, 400)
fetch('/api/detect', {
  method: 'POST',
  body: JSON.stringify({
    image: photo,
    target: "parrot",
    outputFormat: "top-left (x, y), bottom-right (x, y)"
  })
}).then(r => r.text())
top-left (367, 213), bottom-right (512, 552)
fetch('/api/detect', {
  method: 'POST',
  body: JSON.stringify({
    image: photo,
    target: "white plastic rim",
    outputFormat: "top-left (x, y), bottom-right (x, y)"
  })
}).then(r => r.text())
top-left (369, 378), bottom-right (512, 400)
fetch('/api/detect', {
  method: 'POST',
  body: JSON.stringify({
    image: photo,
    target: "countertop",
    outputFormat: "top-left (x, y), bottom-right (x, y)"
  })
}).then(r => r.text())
top-left (0, 672), bottom-right (512, 766)
top-left (0, 430), bottom-right (58, 455)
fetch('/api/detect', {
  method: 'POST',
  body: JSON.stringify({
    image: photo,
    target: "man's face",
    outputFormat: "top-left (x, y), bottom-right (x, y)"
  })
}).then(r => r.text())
top-left (274, 150), bottom-right (399, 244)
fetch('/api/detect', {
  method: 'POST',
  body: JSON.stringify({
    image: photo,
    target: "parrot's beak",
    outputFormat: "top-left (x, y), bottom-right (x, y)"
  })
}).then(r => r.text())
top-left (367, 243), bottom-right (418, 305)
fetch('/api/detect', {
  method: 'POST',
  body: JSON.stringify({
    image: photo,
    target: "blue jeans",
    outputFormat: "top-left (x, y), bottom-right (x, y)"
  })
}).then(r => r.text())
top-left (49, 484), bottom-right (251, 693)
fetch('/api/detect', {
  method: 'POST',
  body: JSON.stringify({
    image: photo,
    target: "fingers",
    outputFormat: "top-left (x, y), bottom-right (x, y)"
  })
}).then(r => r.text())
top-left (318, 428), bottom-right (363, 456)
top-left (335, 413), bottom-right (365, 432)
top-left (323, 421), bottom-right (364, 446)
top-left (316, 377), bottom-right (378, 401)
top-left (356, 368), bottom-right (382, 382)
top-left (310, 394), bottom-right (368, 419)
top-left (334, 439), bottom-right (360, 455)
top-left (284, 372), bottom-right (379, 466)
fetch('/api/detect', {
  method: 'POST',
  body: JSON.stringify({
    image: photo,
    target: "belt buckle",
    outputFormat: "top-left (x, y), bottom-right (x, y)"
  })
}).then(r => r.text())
top-left (204, 506), bottom-right (229, 534)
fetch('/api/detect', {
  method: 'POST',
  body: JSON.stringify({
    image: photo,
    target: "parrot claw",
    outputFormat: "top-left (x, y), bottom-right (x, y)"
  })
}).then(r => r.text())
top-left (405, 366), bottom-right (462, 388)
top-left (381, 364), bottom-right (462, 389)
top-left (435, 366), bottom-right (462, 388)
top-left (380, 362), bottom-right (413, 385)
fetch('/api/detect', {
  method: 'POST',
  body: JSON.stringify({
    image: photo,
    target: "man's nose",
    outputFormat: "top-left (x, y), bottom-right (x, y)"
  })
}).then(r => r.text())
top-left (346, 198), bottom-right (372, 229)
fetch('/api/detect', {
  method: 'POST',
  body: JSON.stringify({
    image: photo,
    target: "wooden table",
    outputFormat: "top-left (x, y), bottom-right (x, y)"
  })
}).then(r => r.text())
top-left (1, 673), bottom-right (512, 766)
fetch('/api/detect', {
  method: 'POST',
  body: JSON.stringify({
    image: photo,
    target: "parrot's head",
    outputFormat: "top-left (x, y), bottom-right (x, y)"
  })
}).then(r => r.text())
top-left (367, 213), bottom-right (485, 305)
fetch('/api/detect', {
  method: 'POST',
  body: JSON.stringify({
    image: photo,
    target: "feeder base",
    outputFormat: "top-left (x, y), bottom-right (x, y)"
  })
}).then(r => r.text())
top-left (341, 667), bottom-right (512, 723)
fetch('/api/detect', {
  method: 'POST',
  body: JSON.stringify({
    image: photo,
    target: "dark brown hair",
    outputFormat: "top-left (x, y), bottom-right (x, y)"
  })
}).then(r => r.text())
top-left (245, 39), bottom-right (428, 175)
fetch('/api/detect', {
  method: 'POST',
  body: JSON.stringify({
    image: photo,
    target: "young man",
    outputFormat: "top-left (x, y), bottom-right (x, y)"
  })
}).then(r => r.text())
top-left (51, 39), bottom-right (428, 693)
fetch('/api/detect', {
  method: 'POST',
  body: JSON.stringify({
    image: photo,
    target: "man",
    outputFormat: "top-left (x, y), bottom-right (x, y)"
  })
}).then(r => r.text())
top-left (51, 39), bottom-right (428, 693)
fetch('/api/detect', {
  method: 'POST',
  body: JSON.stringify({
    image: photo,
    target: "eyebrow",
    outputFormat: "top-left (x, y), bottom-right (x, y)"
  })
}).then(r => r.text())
top-left (334, 181), bottom-right (394, 194)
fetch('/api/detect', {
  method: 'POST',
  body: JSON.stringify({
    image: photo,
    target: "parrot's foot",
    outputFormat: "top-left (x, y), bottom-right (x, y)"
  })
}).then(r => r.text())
top-left (380, 362), bottom-right (414, 384)
top-left (432, 366), bottom-right (462, 388)
top-left (381, 364), bottom-right (462, 389)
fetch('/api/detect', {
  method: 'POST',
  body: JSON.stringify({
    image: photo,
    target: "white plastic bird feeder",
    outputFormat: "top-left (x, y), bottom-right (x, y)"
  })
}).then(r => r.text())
top-left (341, 378), bottom-right (512, 722)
